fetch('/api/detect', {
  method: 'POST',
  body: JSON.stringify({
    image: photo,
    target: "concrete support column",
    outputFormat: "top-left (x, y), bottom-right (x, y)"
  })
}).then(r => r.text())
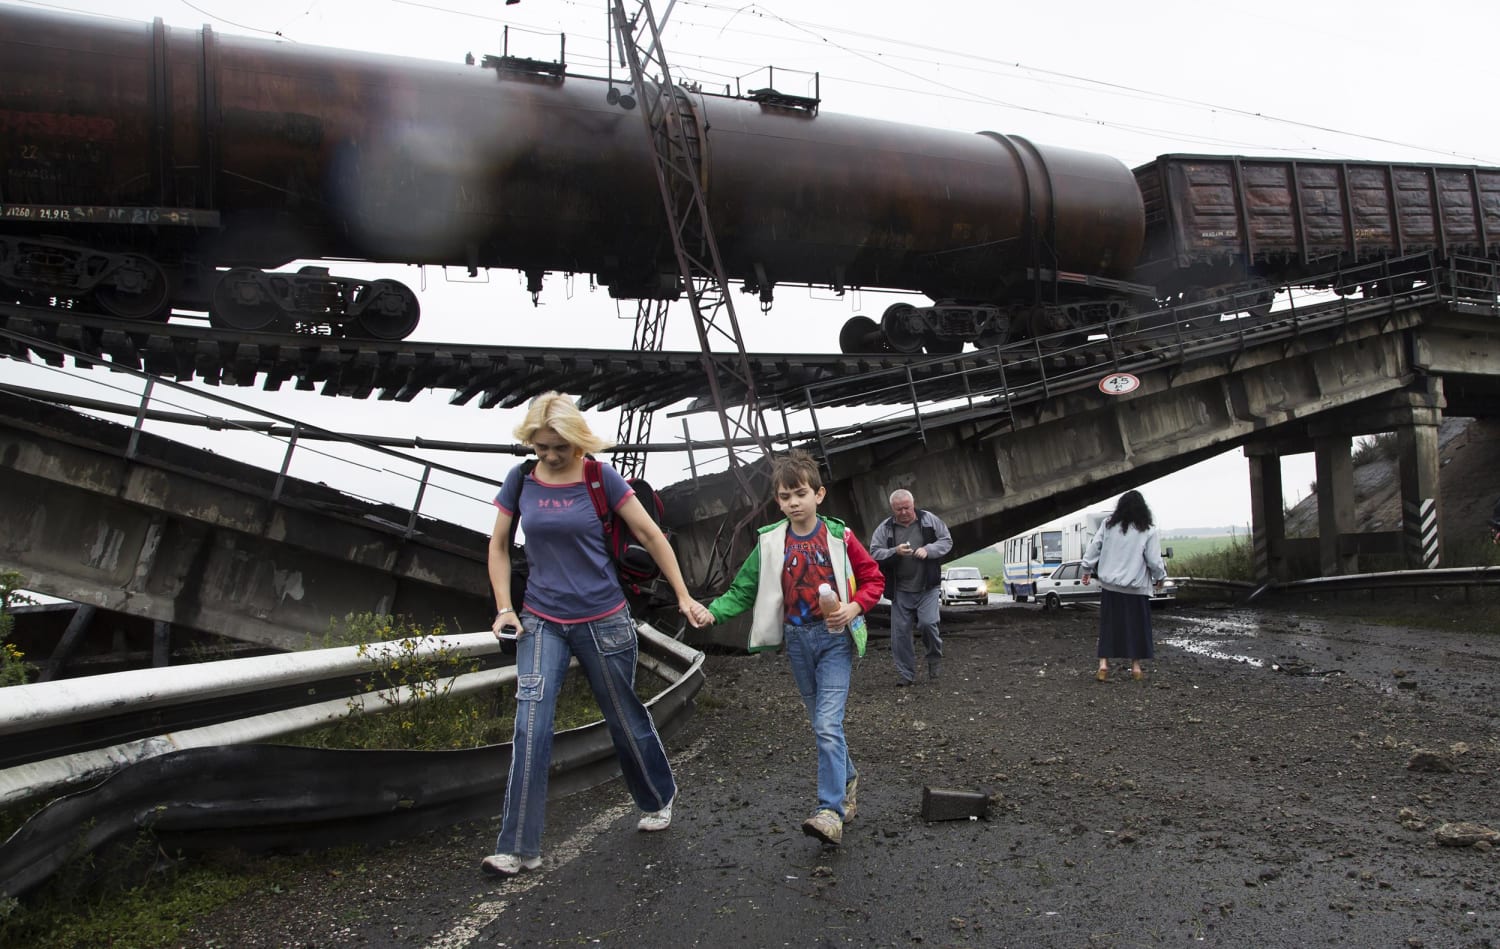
top-left (1244, 446), bottom-right (1288, 584)
top-left (152, 619), bottom-right (172, 668)
top-left (1396, 395), bottom-right (1444, 570)
top-left (1314, 435), bottom-right (1357, 576)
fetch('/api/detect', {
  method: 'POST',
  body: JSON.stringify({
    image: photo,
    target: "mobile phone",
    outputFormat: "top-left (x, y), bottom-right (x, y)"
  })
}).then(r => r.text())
top-left (495, 630), bottom-right (518, 640)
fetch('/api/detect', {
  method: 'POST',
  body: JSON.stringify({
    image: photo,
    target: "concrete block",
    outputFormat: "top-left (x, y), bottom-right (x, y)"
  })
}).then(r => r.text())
top-left (921, 785), bottom-right (989, 822)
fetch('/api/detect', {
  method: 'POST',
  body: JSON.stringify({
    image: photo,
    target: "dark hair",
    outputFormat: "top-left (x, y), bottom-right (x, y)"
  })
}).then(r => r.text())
top-left (1106, 489), bottom-right (1154, 534)
top-left (771, 449), bottom-right (823, 493)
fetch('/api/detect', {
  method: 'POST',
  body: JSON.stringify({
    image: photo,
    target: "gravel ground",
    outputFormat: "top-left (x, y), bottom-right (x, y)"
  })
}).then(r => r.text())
top-left (183, 597), bottom-right (1500, 948)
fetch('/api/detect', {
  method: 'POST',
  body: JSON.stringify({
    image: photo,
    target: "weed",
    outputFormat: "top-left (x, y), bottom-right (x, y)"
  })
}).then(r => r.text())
top-left (0, 570), bottom-right (36, 687)
top-left (285, 611), bottom-right (661, 749)
top-left (1351, 432), bottom-right (1399, 466)
top-left (0, 845), bottom-right (358, 949)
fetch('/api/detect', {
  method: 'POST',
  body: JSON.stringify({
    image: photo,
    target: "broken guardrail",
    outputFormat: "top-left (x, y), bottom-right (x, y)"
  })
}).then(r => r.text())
top-left (0, 622), bottom-right (703, 900)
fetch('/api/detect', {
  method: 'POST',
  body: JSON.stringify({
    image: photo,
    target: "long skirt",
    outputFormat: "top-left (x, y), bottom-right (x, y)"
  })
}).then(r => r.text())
top-left (1096, 589), bottom-right (1154, 660)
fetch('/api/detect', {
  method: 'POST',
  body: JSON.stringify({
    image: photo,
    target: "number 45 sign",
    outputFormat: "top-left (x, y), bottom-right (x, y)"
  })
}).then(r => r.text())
top-left (1097, 372), bottom-right (1140, 395)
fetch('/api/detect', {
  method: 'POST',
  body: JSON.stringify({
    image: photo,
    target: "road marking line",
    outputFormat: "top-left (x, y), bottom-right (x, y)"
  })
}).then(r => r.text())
top-left (424, 736), bottom-right (709, 949)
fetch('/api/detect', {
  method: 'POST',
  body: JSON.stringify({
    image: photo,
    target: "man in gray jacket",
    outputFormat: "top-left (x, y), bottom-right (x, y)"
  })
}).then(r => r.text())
top-left (869, 489), bottom-right (954, 685)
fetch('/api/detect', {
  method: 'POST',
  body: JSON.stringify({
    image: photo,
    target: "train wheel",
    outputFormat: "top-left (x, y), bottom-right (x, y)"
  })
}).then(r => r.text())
top-left (838, 315), bottom-right (887, 354)
top-left (974, 328), bottom-right (1012, 349)
top-left (880, 302), bottom-right (926, 354)
top-left (1245, 290), bottom-right (1275, 320)
top-left (93, 255), bottom-right (169, 321)
top-left (211, 268), bottom-right (285, 332)
top-left (349, 279), bottom-right (420, 340)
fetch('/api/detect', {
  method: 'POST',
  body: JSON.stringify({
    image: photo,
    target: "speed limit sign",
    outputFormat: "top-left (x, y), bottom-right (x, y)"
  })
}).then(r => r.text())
top-left (1098, 372), bottom-right (1140, 395)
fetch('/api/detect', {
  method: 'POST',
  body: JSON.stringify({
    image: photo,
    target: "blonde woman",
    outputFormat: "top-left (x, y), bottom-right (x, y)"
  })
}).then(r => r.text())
top-left (481, 393), bottom-right (710, 877)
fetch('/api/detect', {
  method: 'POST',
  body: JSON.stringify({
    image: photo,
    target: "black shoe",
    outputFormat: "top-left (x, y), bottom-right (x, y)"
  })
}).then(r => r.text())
top-left (895, 678), bottom-right (913, 687)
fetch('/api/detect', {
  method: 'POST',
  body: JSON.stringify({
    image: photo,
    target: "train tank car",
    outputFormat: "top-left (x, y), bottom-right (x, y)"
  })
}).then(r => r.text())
top-left (0, 4), bottom-right (1145, 345)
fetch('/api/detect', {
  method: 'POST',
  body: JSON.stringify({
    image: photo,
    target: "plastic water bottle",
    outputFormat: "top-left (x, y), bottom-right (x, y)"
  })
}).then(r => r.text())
top-left (817, 582), bottom-right (845, 633)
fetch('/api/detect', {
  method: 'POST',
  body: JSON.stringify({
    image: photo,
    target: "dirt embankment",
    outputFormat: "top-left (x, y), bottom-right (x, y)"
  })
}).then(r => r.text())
top-left (1284, 416), bottom-right (1500, 552)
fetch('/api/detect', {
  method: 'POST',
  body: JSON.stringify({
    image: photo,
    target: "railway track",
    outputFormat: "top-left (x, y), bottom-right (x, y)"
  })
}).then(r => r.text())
top-left (2, 253), bottom-right (1489, 420)
top-left (0, 302), bottom-right (1127, 413)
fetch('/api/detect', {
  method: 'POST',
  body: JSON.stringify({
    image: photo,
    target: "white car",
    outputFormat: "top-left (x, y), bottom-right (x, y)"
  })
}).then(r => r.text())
top-left (1037, 560), bottom-right (1177, 610)
top-left (939, 566), bottom-right (989, 606)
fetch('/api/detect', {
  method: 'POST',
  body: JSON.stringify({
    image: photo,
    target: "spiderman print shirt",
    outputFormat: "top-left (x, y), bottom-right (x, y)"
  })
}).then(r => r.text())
top-left (780, 520), bottom-right (837, 626)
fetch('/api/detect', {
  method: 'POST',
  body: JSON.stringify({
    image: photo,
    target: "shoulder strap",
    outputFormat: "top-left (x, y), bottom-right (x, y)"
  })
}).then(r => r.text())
top-left (506, 459), bottom-right (540, 547)
top-left (583, 458), bottom-right (610, 523)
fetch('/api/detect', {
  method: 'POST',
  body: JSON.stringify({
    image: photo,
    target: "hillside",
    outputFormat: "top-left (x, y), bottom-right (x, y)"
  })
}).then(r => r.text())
top-left (1284, 416), bottom-right (1500, 551)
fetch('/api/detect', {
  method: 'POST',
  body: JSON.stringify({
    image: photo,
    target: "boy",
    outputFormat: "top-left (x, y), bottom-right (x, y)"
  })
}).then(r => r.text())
top-left (696, 450), bottom-right (884, 846)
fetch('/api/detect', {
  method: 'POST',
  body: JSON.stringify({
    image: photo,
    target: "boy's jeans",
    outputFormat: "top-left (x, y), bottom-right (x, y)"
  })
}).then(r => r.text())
top-left (495, 610), bottom-right (676, 858)
top-left (783, 621), bottom-right (856, 819)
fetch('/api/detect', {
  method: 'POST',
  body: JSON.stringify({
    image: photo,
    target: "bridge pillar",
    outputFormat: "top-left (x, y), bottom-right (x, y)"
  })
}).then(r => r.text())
top-left (1244, 446), bottom-right (1288, 584)
top-left (1395, 382), bottom-right (1445, 569)
top-left (1314, 435), bottom-right (1358, 576)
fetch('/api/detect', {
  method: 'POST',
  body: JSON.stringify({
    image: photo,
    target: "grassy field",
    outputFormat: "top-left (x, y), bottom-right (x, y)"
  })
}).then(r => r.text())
top-left (1158, 533), bottom-right (1244, 564)
top-left (951, 533), bottom-right (1243, 579)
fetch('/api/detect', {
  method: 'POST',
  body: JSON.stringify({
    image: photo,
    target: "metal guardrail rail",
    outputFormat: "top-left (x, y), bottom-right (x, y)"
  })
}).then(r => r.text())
top-left (0, 622), bottom-right (704, 900)
top-left (1249, 565), bottom-right (1500, 600)
top-left (1172, 567), bottom-right (1500, 601)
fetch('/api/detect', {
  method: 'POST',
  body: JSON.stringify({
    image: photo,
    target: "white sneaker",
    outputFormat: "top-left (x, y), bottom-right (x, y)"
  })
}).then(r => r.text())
top-left (637, 796), bottom-right (674, 832)
top-left (480, 853), bottom-right (541, 877)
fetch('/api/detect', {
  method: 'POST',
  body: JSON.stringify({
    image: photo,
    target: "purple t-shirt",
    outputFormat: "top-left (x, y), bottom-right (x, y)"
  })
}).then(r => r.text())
top-left (495, 462), bottom-right (635, 623)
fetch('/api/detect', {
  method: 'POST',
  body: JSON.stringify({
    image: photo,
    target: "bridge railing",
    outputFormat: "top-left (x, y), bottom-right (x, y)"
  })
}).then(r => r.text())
top-left (0, 325), bottom-right (520, 537)
top-left (789, 252), bottom-right (1495, 461)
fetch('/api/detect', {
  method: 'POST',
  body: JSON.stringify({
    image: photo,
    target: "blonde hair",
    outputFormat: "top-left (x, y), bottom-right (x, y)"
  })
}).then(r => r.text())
top-left (512, 392), bottom-right (613, 455)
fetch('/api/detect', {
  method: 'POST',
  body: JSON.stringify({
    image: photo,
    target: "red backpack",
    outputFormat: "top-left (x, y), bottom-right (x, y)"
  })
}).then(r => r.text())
top-left (583, 458), bottom-right (665, 590)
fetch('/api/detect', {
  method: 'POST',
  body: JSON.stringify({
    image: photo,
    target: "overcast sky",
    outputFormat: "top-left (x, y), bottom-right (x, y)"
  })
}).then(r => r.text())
top-left (8, 0), bottom-right (1495, 538)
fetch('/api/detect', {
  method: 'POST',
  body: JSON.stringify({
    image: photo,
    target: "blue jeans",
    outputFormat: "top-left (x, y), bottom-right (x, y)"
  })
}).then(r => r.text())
top-left (495, 610), bottom-right (676, 858)
top-left (783, 621), bottom-right (856, 819)
top-left (890, 586), bottom-right (942, 682)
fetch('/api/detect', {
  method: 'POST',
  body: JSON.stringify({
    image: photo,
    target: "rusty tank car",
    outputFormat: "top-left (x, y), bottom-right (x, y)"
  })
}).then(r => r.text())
top-left (0, 4), bottom-right (1143, 346)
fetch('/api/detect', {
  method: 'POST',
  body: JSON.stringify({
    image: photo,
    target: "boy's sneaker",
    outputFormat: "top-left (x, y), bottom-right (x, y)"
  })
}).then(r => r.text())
top-left (801, 808), bottom-right (843, 846)
top-left (480, 853), bottom-right (541, 877)
top-left (843, 776), bottom-right (859, 823)
top-left (638, 796), bottom-right (673, 832)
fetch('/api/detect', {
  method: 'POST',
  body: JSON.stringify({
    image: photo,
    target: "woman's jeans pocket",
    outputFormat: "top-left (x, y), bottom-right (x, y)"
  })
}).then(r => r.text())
top-left (590, 612), bottom-right (637, 656)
